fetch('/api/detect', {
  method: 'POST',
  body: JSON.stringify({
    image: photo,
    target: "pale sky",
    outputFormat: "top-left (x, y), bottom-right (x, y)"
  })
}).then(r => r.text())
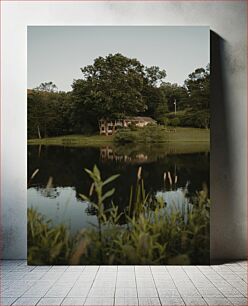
top-left (28, 26), bottom-right (209, 92)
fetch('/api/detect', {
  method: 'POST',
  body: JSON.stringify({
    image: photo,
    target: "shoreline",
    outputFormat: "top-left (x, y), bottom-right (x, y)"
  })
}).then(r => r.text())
top-left (28, 127), bottom-right (210, 147)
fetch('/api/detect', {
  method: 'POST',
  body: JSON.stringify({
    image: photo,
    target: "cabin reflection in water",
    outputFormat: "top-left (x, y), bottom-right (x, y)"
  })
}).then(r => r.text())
top-left (100, 146), bottom-right (148, 163)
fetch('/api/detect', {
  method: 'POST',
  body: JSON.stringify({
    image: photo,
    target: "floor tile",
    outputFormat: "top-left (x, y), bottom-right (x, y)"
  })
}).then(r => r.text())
top-left (118, 266), bottom-right (134, 272)
top-left (197, 287), bottom-right (224, 297)
top-left (116, 280), bottom-right (136, 287)
top-left (88, 287), bottom-right (115, 298)
top-left (154, 280), bottom-right (176, 288)
top-left (61, 297), bottom-right (86, 305)
top-left (99, 266), bottom-right (117, 272)
top-left (22, 285), bottom-right (52, 297)
top-left (115, 288), bottom-right (137, 298)
top-left (160, 297), bottom-right (185, 305)
top-left (157, 288), bottom-right (180, 298)
top-left (115, 297), bottom-right (138, 305)
top-left (37, 297), bottom-right (64, 305)
top-left (85, 297), bottom-right (114, 305)
top-left (139, 297), bottom-right (161, 305)
top-left (66, 266), bottom-right (85, 272)
top-left (49, 266), bottom-right (68, 272)
top-left (138, 287), bottom-right (158, 298)
top-left (32, 266), bottom-right (52, 272)
top-left (136, 278), bottom-right (155, 288)
top-left (204, 297), bottom-right (233, 305)
top-left (67, 285), bottom-right (91, 298)
top-left (2, 289), bottom-right (29, 298)
top-left (12, 297), bottom-right (41, 305)
top-left (218, 286), bottom-right (244, 297)
top-left (0, 297), bottom-right (17, 306)
top-left (177, 289), bottom-right (201, 297)
top-left (182, 297), bottom-right (207, 305)
top-left (228, 297), bottom-right (248, 305)
top-left (45, 285), bottom-right (72, 297)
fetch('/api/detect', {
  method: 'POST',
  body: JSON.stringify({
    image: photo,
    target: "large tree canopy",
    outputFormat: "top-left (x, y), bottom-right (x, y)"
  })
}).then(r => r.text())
top-left (71, 53), bottom-right (167, 127)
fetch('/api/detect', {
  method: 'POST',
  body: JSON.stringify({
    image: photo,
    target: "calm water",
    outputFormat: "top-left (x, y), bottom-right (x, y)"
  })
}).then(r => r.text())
top-left (28, 143), bottom-right (210, 234)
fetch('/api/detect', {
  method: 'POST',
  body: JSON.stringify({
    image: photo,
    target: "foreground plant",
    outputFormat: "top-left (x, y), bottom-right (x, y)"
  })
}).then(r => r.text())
top-left (28, 208), bottom-right (73, 264)
top-left (28, 165), bottom-right (210, 265)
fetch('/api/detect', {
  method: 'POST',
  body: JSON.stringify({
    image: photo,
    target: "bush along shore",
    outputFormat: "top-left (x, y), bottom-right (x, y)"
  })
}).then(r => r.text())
top-left (28, 165), bottom-right (210, 265)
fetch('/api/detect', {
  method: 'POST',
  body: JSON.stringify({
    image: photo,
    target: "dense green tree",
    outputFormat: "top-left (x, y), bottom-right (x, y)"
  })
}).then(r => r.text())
top-left (160, 83), bottom-right (189, 112)
top-left (28, 90), bottom-right (45, 139)
top-left (142, 86), bottom-right (168, 123)
top-left (28, 86), bottom-right (74, 138)
top-left (34, 81), bottom-right (58, 93)
top-left (71, 53), bottom-right (167, 131)
top-left (184, 65), bottom-right (210, 110)
top-left (73, 54), bottom-right (146, 119)
top-left (145, 66), bottom-right (167, 86)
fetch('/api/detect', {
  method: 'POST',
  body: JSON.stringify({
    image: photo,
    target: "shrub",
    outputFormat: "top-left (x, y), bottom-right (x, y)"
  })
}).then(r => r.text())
top-left (139, 125), bottom-right (167, 142)
top-left (113, 128), bottom-right (137, 143)
top-left (180, 110), bottom-right (210, 129)
top-left (169, 117), bottom-right (180, 127)
top-left (114, 125), bottom-right (168, 144)
top-left (27, 208), bottom-right (74, 264)
top-left (166, 109), bottom-right (210, 129)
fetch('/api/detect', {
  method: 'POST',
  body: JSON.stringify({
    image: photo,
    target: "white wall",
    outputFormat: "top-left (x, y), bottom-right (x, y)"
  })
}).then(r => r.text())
top-left (1, 1), bottom-right (246, 260)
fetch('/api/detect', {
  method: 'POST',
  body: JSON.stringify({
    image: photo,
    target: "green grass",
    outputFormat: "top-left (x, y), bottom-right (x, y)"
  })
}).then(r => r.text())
top-left (113, 126), bottom-right (209, 145)
top-left (28, 134), bottom-right (114, 146)
top-left (28, 127), bottom-right (209, 146)
top-left (163, 127), bottom-right (210, 142)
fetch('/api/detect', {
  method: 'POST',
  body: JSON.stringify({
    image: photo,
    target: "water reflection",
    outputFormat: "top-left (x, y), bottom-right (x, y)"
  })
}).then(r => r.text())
top-left (28, 143), bottom-right (209, 233)
top-left (100, 146), bottom-right (148, 163)
top-left (156, 187), bottom-right (193, 223)
top-left (28, 186), bottom-right (98, 234)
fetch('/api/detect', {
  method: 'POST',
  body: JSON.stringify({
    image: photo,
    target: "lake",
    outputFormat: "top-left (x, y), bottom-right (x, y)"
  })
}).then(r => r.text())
top-left (27, 143), bottom-right (210, 234)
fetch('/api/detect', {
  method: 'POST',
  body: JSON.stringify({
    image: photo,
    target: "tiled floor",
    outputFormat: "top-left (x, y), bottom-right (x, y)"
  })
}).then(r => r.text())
top-left (0, 260), bottom-right (247, 306)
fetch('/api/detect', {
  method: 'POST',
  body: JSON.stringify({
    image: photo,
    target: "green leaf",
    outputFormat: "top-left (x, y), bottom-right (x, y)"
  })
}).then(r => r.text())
top-left (84, 168), bottom-right (95, 180)
top-left (93, 165), bottom-right (101, 180)
top-left (79, 193), bottom-right (90, 202)
top-left (102, 174), bottom-right (120, 186)
top-left (84, 168), bottom-right (92, 176)
top-left (102, 188), bottom-right (115, 201)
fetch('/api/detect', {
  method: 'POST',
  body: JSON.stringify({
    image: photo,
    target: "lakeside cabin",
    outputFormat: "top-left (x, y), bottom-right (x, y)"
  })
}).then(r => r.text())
top-left (99, 116), bottom-right (156, 135)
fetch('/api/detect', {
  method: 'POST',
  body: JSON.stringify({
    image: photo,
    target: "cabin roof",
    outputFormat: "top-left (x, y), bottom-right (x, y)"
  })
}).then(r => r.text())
top-left (100, 116), bottom-right (156, 122)
top-left (126, 116), bottom-right (156, 122)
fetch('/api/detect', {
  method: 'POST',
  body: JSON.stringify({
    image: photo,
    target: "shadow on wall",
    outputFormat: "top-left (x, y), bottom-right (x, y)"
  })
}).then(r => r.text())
top-left (210, 31), bottom-right (245, 263)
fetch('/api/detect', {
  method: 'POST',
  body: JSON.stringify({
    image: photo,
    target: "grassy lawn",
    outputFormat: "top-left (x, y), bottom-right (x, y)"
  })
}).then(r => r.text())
top-left (27, 127), bottom-right (209, 146)
top-left (28, 134), bottom-right (114, 146)
top-left (163, 127), bottom-right (210, 142)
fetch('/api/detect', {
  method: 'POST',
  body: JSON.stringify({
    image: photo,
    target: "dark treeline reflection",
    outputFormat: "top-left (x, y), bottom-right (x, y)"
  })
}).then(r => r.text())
top-left (28, 144), bottom-right (209, 214)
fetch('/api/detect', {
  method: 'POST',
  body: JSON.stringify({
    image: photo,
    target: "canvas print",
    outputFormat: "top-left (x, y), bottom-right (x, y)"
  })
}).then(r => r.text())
top-left (27, 26), bottom-right (210, 265)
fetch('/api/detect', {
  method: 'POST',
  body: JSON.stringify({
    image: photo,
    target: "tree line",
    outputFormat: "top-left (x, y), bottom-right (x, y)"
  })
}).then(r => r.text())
top-left (28, 53), bottom-right (210, 139)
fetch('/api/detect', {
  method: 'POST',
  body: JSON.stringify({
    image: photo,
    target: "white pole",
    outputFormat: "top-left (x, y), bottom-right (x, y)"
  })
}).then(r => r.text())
top-left (174, 99), bottom-right (177, 115)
